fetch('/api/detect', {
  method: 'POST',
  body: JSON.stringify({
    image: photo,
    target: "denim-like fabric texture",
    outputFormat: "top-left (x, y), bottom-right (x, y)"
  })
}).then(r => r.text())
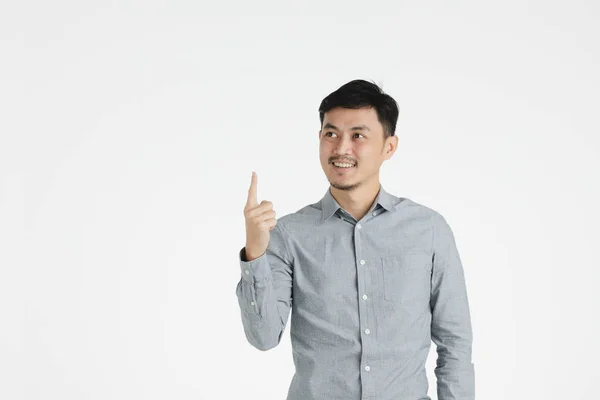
top-left (236, 184), bottom-right (475, 400)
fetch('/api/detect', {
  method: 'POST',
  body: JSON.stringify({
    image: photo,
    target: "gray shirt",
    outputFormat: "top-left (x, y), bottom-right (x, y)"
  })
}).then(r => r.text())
top-left (236, 184), bottom-right (475, 400)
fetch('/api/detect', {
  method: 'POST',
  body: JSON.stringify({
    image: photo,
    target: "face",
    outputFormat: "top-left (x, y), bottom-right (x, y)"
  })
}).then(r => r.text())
top-left (318, 107), bottom-right (397, 191)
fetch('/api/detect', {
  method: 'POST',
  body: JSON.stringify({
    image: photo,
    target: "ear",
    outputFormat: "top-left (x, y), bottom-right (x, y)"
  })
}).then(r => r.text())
top-left (386, 136), bottom-right (398, 157)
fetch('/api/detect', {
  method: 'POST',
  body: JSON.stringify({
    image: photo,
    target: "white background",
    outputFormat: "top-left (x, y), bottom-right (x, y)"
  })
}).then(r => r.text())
top-left (1, 1), bottom-right (599, 399)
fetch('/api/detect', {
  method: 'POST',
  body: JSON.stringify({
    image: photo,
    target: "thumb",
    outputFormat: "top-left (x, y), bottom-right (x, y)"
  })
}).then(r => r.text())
top-left (246, 171), bottom-right (258, 208)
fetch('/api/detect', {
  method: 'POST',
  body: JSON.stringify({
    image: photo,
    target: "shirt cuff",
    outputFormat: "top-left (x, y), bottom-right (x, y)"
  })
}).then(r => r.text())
top-left (239, 247), bottom-right (273, 283)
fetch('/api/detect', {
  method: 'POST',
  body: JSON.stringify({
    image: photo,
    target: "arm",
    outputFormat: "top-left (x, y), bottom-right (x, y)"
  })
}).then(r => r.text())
top-left (430, 212), bottom-right (475, 399)
top-left (236, 223), bottom-right (293, 351)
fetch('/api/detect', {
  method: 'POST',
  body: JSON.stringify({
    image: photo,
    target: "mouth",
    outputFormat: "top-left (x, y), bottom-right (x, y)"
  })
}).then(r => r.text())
top-left (331, 162), bottom-right (356, 173)
top-left (331, 159), bottom-right (356, 166)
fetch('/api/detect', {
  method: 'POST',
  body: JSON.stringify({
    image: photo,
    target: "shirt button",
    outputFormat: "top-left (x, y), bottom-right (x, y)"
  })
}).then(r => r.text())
top-left (250, 301), bottom-right (255, 306)
top-left (244, 270), bottom-right (250, 274)
top-left (360, 260), bottom-right (365, 265)
top-left (362, 294), bottom-right (368, 300)
top-left (365, 329), bottom-right (370, 334)
top-left (357, 224), bottom-right (362, 229)
top-left (373, 211), bottom-right (377, 216)
top-left (365, 365), bottom-right (370, 371)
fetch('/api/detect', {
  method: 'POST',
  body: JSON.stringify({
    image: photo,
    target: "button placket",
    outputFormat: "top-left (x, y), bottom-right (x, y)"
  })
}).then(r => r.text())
top-left (354, 220), bottom-right (374, 396)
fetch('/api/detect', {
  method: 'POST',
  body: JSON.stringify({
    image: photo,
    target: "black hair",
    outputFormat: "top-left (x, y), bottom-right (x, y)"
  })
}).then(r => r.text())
top-left (318, 79), bottom-right (399, 139)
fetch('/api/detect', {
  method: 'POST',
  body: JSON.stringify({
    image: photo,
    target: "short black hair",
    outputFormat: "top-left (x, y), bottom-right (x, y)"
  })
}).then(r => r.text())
top-left (318, 79), bottom-right (399, 139)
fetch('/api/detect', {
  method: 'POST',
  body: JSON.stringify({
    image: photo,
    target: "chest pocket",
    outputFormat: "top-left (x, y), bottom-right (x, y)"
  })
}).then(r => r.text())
top-left (381, 253), bottom-right (432, 304)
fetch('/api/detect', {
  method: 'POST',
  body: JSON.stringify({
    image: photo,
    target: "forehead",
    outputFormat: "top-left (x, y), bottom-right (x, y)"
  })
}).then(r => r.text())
top-left (322, 107), bottom-right (381, 131)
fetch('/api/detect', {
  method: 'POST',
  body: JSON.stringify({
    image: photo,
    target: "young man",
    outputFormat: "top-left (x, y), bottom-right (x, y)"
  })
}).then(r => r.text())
top-left (237, 79), bottom-right (475, 400)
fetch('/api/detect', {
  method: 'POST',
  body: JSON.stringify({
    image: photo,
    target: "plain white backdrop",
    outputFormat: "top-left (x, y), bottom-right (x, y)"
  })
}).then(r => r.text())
top-left (1, 1), bottom-right (599, 399)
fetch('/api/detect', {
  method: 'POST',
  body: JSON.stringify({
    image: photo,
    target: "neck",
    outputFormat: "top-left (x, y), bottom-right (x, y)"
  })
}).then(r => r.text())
top-left (330, 179), bottom-right (381, 221)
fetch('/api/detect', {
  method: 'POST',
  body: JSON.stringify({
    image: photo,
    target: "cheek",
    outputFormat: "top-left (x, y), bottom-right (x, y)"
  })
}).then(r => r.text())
top-left (319, 152), bottom-right (328, 166)
top-left (319, 145), bottom-right (331, 159)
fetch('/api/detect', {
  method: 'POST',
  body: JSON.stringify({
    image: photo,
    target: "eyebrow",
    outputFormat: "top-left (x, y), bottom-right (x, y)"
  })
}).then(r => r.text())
top-left (323, 123), bottom-right (370, 132)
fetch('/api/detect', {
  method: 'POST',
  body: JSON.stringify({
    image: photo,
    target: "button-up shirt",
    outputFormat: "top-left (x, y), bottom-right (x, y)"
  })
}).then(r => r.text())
top-left (236, 184), bottom-right (475, 400)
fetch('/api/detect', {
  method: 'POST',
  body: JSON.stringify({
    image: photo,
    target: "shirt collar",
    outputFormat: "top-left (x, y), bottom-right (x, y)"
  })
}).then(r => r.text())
top-left (320, 183), bottom-right (396, 223)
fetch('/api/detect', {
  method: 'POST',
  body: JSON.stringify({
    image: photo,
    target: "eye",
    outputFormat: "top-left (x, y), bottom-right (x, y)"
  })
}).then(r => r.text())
top-left (324, 132), bottom-right (365, 138)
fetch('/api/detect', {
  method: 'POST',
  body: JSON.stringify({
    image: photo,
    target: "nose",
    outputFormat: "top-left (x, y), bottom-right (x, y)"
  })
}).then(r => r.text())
top-left (334, 135), bottom-right (353, 156)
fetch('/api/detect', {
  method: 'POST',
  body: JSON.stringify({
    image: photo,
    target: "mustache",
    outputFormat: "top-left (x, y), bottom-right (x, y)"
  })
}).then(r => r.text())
top-left (330, 158), bottom-right (356, 164)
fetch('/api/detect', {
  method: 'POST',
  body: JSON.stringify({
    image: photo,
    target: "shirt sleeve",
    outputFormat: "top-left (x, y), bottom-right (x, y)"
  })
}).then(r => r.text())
top-left (430, 212), bottom-right (476, 399)
top-left (235, 222), bottom-right (293, 351)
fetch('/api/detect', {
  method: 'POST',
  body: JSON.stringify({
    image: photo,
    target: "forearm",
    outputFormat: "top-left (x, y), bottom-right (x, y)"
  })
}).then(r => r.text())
top-left (236, 247), bottom-right (291, 351)
top-left (432, 294), bottom-right (475, 399)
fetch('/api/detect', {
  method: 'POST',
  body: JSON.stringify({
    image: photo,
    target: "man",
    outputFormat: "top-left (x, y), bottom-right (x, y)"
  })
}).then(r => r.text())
top-left (236, 79), bottom-right (475, 400)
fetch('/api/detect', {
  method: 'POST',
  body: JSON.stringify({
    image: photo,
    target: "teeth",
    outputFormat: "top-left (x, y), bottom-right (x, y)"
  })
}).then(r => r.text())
top-left (333, 162), bottom-right (354, 168)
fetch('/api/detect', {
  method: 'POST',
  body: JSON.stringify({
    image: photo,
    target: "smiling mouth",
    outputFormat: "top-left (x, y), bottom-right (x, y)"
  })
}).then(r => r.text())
top-left (332, 164), bottom-right (356, 172)
top-left (331, 161), bottom-right (356, 166)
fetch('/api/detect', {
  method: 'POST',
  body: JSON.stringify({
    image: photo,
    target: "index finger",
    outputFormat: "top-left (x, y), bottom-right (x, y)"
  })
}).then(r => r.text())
top-left (246, 171), bottom-right (258, 208)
